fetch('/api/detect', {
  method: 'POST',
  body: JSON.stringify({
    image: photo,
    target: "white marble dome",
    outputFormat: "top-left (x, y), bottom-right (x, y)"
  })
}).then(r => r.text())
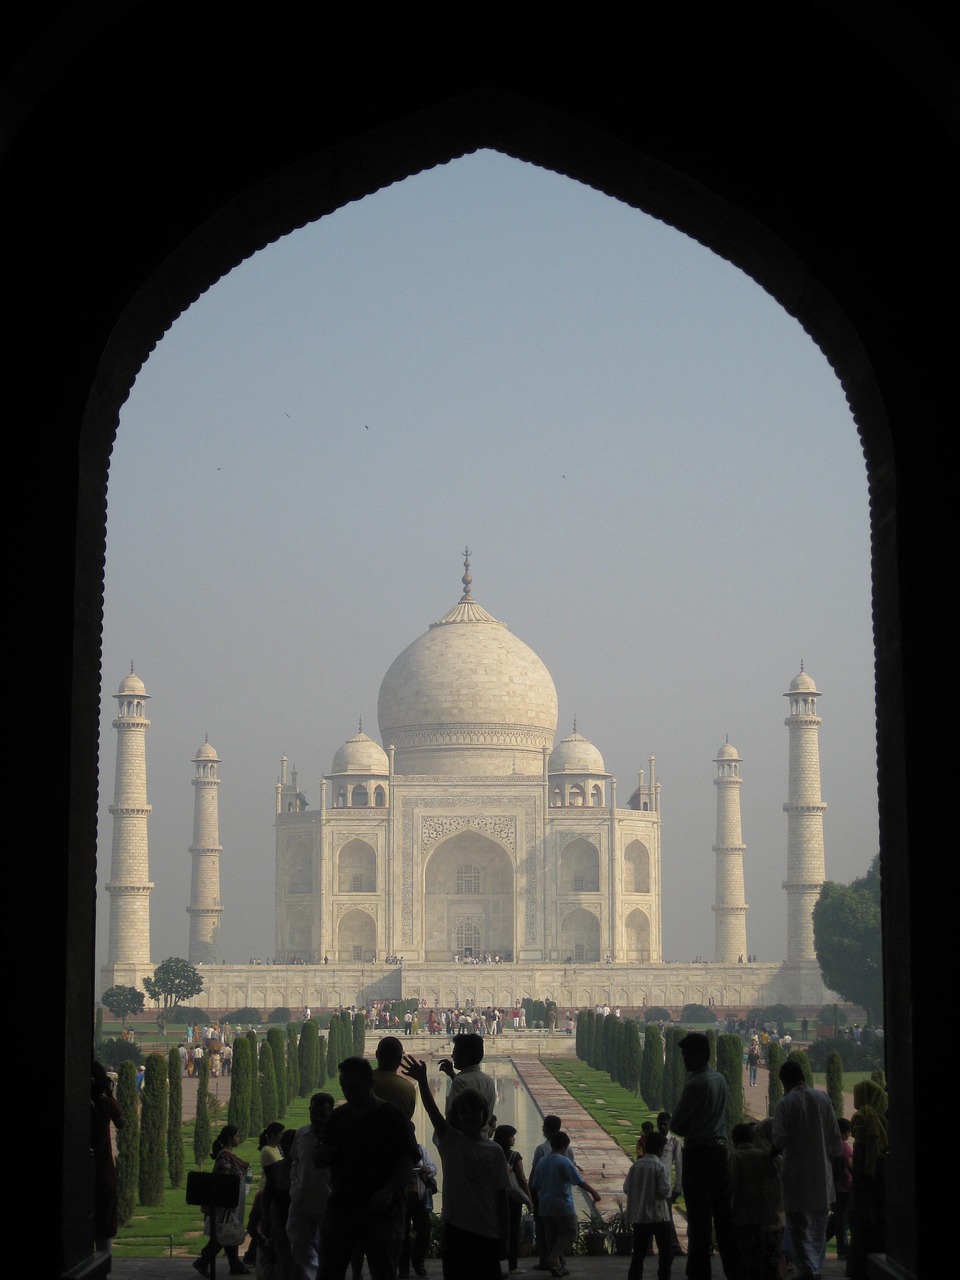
top-left (549, 730), bottom-right (605, 775)
top-left (716, 740), bottom-right (739, 760)
top-left (332, 730), bottom-right (389, 776)
top-left (118, 670), bottom-right (147, 696)
top-left (789, 669), bottom-right (818, 693)
top-left (378, 589), bottom-right (558, 777)
top-left (195, 739), bottom-right (219, 760)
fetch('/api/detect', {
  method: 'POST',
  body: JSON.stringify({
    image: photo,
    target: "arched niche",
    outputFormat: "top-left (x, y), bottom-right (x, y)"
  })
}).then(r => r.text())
top-left (337, 908), bottom-right (376, 962)
top-left (623, 840), bottom-right (651, 894)
top-left (560, 907), bottom-right (601, 963)
top-left (337, 839), bottom-right (377, 893)
top-left (624, 908), bottom-right (651, 961)
top-left (560, 838), bottom-right (600, 893)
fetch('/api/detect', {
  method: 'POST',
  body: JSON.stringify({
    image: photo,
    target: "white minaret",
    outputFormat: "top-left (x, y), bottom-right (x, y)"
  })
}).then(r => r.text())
top-left (188, 738), bottom-right (223, 963)
top-left (712, 738), bottom-right (748, 962)
top-left (105, 666), bottom-right (154, 972)
top-left (783, 665), bottom-right (827, 964)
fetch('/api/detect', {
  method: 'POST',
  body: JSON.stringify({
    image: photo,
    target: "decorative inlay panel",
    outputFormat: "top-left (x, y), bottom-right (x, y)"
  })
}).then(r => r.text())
top-left (421, 815), bottom-right (517, 853)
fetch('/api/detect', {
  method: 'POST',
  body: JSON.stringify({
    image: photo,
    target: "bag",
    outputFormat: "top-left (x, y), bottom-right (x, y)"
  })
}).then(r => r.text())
top-left (216, 1210), bottom-right (246, 1247)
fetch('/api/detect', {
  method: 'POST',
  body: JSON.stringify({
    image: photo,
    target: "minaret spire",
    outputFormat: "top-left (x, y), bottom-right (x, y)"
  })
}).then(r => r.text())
top-left (187, 738), bottom-right (224, 963)
top-left (783, 668), bottom-right (827, 964)
top-left (712, 739), bottom-right (748, 962)
top-left (104, 668), bottom-right (154, 983)
top-left (460, 546), bottom-right (472, 599)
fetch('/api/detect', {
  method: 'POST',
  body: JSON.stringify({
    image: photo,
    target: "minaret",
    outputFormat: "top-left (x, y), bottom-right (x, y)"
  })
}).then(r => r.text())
top-left (783, 665), bottom-right (827, 964)
top-left (712, 738), bottom-right (748, 962)
top-left (105, 666), bottom-right (154, 973)
top-left (187, 737), bottom-right (223, 963)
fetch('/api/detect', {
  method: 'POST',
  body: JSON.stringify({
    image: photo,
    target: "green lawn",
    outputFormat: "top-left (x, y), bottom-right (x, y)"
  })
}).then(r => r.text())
top-left (541, 1059), bottom-right (659, 1157)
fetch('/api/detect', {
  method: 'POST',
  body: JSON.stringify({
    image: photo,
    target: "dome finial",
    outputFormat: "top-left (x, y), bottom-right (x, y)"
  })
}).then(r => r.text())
top-left (461, 546), bottom-right (473, 599)
top-left (358, 715), bottom-right (363, 733)
top-left (573, 715), bottom-right (577, 734)
top-left (130, 659), bottom-right (135, 674)
top-left (800, 658), bottom-right (804, 672)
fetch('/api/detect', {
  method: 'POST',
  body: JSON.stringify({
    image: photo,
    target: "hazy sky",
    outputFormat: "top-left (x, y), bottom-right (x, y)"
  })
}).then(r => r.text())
top-left (96, 149), bottom-right (877, 974)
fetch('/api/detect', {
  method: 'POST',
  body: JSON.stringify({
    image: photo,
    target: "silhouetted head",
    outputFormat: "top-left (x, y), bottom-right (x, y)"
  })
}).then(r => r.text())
top-left (779, 1060), bottom-right (805, 1090)
top-left (376, 1036), bottom-right (404, 1069)
top-left (679, 1032), bottom-right (710, 1070)
top-left (452, 1033), bottom-right (484, 1068)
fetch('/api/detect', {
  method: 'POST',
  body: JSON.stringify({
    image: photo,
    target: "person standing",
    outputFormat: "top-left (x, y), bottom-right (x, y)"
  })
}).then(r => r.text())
top-left (623, 1130), bottom-right (673, 1280)
top-left (440, 1032), bottom-right (497, 1123)
top-left (530, 1131), bottom-right (602, 1278)
top-left (371, 1036), bottom-right (417, 1119)
top-left (287, 1093), bottom-right (335, 1280)
top-left (771, 1060), bottom-right (842, 1280)
top-left (669, 1032), bottom-right (744, 1280)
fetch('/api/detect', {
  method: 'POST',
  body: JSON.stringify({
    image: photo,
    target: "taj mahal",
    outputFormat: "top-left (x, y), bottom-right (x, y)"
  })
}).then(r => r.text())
top-left (101, 556), bottom-right (834, 1013)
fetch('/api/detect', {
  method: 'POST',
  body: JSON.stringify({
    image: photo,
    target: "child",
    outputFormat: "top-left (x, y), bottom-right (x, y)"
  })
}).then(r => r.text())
top-left (402, 1055), bottom-right (509, 1280)
top-left (623, 1130), bottom-right (673, 1280)
top-left (530, 1131), bottom-right (602, 1278)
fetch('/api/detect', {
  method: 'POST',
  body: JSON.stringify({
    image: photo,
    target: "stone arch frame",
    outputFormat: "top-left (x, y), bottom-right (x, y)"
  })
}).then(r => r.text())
top-left (623, 908), bottom-right (652, 962)
top-left (623, 840), bottom-right (651, 894)
top-left (336, 907), bottom-right (377, 963)
top-left (30, 19), bottom-right (941, 1275)
top-left (559, 905), bottom-right (601, 963)
top-left (423, 828), bottom-right (516, 961)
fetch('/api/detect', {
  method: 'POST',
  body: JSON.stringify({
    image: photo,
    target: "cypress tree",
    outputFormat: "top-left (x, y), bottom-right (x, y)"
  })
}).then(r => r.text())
top-left (167, 1046), bottom-right (185, 1188)
top-left (228, 1034), bottom-right (252, 1139)
top-left (138, 1052), bottom-right (168, 1206)
top-left (766, 1042), bottom-right (784, 1117)
top-left (247, 1031), bottom-right (264, 1137)
top-left (575, 1009), bottom-right (584, 1060)
top-left (267, 1026), bottom-right (287, 1117)
top-left (316, 1033), bottom-right (327, 1088)
top-left (298, 1019), bottom-right (319, 1097)
top-left (259, 1040), bottom-right (279, 1124)
top-left (115, 1060), bottom-right (140, 1225)
top-left (603, 1013), bottom-right (618, 1079)
top-left (826, 1051), bottom-right (844, 1117)
top-left (326, 1015), bottom-right (341, 1079)
top-left (592, 1012), bottom-right (604, 1069)
top-left (286, 1023), bottom-right (300, 1102)
top-left (717, 1033), bottom-right (744, 1134)
top-left (662, 1027), bottom-right (685, 1113)
top-left (621, 1019), bottom-right (642, 1095)
top-left (787, 1047), bottom-right (813, 1086)
top-left (641, 1023), bottom-right (664, 1110)
top-left (194, 1056), bottom-right (211, 1167)
top-left (577, 1010), bottom-right (591, 1064)
top-left (705, 1027), bottom-right (717, 1068)
top-left (353, 1010), bottom-right (366, 1057)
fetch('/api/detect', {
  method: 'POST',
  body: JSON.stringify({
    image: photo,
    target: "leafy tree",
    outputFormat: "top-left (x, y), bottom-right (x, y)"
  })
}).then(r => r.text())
top-left (268, 1006), bottom-right (292, 1024)
top-left (766, 1042), bottom-right (784, 1117)
top-left (228, 1035), bottom-right (252, 1139)
top-left (96, 1036), bottom-right (142, 1070)
top-left (813, 856), bottom-right (883, 1025)
top-left (194, 1056), bottom-right (211, 1167)
top-left (115, 1060), bottom-right (140, 1224)
top-left (826, 1051), bottom-right (844, 1118)
top-left (286, 1023), bottom-right (300, 1102)
top-left (227, 1006), bottom-right (263, 1025)
top-left (641, 1023), bottom-right (664, 1110)
top-left (267, 1026), bottom-right (287, 1117)
top-left (138, 1052), bottom-right (167, 1205)
top-left (621, 1019), bottom-right (642, 1094)
top-left (662, 1026), bottom-right (686, 1114)
top-left (786, 1047), bottom-right (813, 1086)
top-left (298, 1019), bottom-right (320, 1097)
top-left (247, 1030), bottom-right (263, 1136)
top-left (167, 1047), bottom-right (185, 1188)
top-left (818, 1002), bottom-right (847, 1028)
top-left (260, 1039), bottom-right (279, 1122)
top-left (717, 1033), bottom-right (744, 1133)
top-left (102, 984), bottom-right (145, 1026)
top-left (142, 957), bottom-right (204, 1011)
top-left (644, 1007), bottom-right (672, 1024)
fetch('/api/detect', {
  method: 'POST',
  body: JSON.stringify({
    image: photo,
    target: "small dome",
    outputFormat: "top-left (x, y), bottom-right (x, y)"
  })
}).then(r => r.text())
top-left (118, 670), bottom-right (147, 696)
top-left (195, 740), bottom-right (219, 760)
top-left (789, 670), bottom-right (818, 693)
top-left (549, 730), bottom-right (605, 775)
top-left (716, 741), bottom-right (739, 760)
top-left (332, 731), bottom-right (388, 776)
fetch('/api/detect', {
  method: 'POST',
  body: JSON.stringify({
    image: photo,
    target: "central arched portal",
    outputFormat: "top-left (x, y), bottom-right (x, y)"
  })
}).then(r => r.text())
top-left (424, 829), bottom-right (514, 961)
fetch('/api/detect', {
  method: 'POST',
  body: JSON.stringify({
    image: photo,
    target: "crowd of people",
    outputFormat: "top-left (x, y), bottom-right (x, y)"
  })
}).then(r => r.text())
top-left (91, 1017), bottom-right (887, 1280)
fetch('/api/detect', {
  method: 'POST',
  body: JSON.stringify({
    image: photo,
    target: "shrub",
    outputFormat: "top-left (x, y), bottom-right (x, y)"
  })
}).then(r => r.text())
top-left (298, 1020), bottom-right (320, 1097)
top-left (747, 1004), bottom-right (795, 1028)
top-left (268, 1006), bottom-right (292, 1023)
top-left (226, 1006), bottom-right (262, 1025)
top-left (818, 1003), bottom-right (847, 1027)
top-left (267, 1026), bottom-right (287, 1116)
top-left (644, 1007), bottom-right (672, 1024)
top-left (641, 1023), bottom-right (664, 1110)
top-left (805, 1037), bottom-right (878, 1073)
top-left (260, 1040), bottom-right (279, 1123)
top-left (95, 1036), bottom-right (142, 1069)
top-left (115, 1060), bottom-right (139, 1224)
top-left (717, 1034), bottom-right (744, 1132)
top-left (167, 1047), bottom-right (185, 1188)
top-left (193, 1056), bottom-right (211, 1167)
top-left (138, 1053), bottom-right (167, 1205)
top-left (826, 1051), bottom-right (844, 1118)
top-left (680, 1004), bottom-right (716, 1024)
